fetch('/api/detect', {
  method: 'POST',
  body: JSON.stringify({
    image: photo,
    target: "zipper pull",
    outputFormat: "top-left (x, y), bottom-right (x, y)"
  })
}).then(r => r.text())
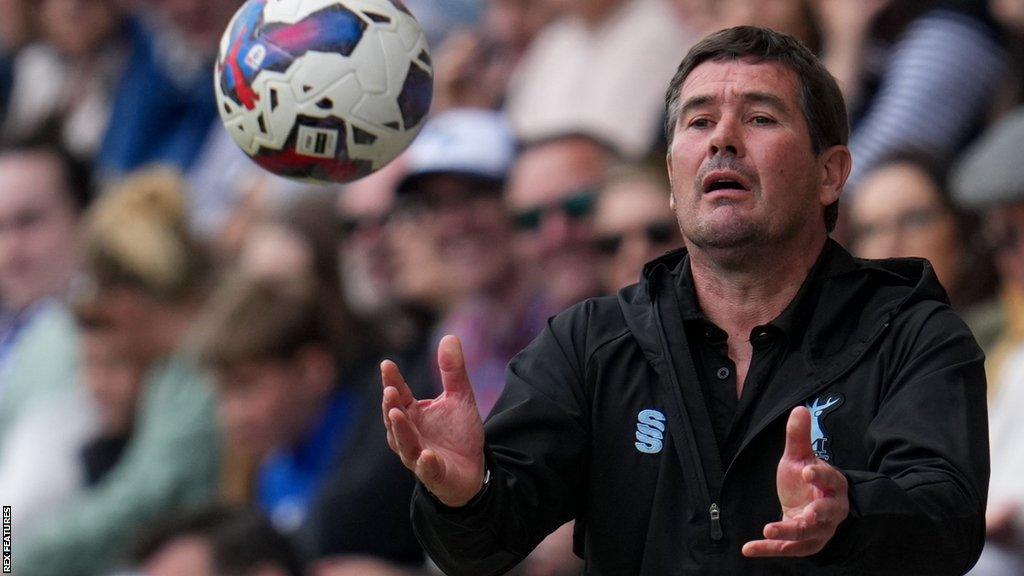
top-left (709, 503), bottom-right (723, 541)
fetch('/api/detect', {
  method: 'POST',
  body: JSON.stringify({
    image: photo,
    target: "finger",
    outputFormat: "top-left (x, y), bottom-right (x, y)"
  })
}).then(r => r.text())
top-left (803, 462), bottom-right (847, 496)
top-left (437, 335), bottom-right (476, 401)
top-left (416, 448), bottom-right (446, 486)
top-left (388, 407), bottom-right (423, 468)
top-left (742, 537), bottom-right (824, 558)
top-left (381, 360), bottom-right (416, 407)
top-left (782, 406), bottom-right (813, 461)
top-left (764, 501), bottom-right (841, 541)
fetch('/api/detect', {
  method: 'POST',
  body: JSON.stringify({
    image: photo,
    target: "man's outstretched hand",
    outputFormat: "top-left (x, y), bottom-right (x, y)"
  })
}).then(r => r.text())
top-left (382, 335), bottom-right (486, 508)
top-left (742, 406), bottom-right (850, 558)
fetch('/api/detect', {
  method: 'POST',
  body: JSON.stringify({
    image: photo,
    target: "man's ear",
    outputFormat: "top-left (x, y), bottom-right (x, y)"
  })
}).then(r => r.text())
top-left (819, 145), bottom-right (852, 207)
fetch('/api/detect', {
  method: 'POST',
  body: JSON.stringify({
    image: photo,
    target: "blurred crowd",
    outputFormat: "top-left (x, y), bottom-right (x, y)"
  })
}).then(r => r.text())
top-left (2, 0), bottom-right (1024, 575)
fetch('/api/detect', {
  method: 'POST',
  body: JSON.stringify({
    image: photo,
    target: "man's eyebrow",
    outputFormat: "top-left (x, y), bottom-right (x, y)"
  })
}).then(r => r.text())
top-left (678, 95), bottom-right (714, 119)
top-left (743, 91), bottom-right (789, 112)
top-left (678, 92), bottom-right (792, 119)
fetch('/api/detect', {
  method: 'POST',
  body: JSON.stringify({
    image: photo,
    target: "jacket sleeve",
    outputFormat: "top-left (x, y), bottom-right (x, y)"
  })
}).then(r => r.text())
top-left (411, 305), bottom-right (592, 576)
top-left (814, 305), bottom-right (989, 575)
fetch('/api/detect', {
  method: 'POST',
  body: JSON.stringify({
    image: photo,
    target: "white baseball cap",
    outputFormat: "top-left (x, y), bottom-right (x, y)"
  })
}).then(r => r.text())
top-left (397, 108), bottom-right (515, 195)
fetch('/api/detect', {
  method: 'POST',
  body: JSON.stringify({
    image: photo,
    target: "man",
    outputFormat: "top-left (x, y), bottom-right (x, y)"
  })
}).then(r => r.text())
top-left (196, 277), bottom-right (426, 569)
top-left (506, 134), bottom-right (615, 311)
top-left (126, 505), bottom-right (305, 576)
top-left (382, 27), bottom-right (988, 575)
top-left (393, 109), bottom-right (553, 417)
top-left (0, 143), bottom-right (89, 427)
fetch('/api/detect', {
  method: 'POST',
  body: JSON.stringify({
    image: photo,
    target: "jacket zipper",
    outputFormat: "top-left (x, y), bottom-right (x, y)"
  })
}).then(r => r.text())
top-left (709, 503), bottom-right (723, 541)
top-left (651, 292), bottom-right (724, 543)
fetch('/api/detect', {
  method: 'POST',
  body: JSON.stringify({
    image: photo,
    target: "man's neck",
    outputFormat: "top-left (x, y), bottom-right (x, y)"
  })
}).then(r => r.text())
top-left (689, 235), bottom-right (827, 340)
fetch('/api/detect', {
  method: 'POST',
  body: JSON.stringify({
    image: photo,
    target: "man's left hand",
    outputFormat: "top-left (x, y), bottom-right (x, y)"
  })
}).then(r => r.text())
top-left (742, 406), bottom-right (850, 558)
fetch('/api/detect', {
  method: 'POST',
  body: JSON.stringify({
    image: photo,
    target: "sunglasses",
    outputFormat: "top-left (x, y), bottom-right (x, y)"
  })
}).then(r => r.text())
top-left (595, 222), bottom-right (678, 255)
top-left (513, 190), bottom-right (596, 231)
top-left (339, 213), bottom-right (390, 236)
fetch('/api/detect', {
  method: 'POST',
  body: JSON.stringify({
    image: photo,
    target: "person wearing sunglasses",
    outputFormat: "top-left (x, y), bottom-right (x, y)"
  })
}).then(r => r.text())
top-left (593, 165), bottom-right (682, 293)
top-left (506, 133), bottom-right (618, 311)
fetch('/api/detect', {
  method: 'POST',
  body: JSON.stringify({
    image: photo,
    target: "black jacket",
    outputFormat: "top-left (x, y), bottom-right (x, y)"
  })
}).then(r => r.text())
top-left (412, 241), bottom-right (989, 575)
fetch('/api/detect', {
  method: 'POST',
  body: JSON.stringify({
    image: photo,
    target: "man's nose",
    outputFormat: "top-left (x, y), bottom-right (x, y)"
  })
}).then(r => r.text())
top-left (709, 115), bottom-right (744, 157)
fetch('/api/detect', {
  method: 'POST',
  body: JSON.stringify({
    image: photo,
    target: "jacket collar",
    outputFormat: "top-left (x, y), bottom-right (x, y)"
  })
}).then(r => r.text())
top-left (625, 238), bottom-right (949, 384)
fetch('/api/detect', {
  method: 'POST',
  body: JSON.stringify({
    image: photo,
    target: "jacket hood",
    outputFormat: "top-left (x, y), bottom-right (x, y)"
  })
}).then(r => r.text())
top-left (619, 239), bottom-right (952, 385)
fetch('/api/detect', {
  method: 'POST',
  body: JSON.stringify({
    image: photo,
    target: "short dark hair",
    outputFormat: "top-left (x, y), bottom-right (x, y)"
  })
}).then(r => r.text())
top-left (663, 26), bottom-right (849, 232)
top-left (128, 505), bottom-right (306, 576)
top-left (0, 137), bottom-right (93, 213)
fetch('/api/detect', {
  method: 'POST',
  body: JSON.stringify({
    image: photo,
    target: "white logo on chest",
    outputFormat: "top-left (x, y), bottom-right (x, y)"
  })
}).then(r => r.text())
top-left (635, 409), bottom-right (666, 454)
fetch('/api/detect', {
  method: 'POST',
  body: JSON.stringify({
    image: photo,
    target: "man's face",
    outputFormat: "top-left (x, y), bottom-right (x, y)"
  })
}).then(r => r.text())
top-left (394, 175), bottom-right (514, 302)
top-left (0, 153), bottom-right (79, 312)
top-left (82, 327), bottom-right (144, 436)
top-left (507, 140), bottom-right (607, 306)
top-left (214, 358), bottom-right (314, 460)
top-left (667, 59), bottom-right (830, 254)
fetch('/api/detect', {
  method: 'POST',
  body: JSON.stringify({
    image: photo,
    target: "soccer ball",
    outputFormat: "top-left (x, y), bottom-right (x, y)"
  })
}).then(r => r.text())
top-left (214, 0), bottom-right (433, 184)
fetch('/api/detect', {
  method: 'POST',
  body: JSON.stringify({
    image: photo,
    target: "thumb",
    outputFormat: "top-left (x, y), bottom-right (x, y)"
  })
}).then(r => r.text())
top-left (438, 335), bottom-right (475, 399)
top-left (783, 406), bottom-right (813, 461)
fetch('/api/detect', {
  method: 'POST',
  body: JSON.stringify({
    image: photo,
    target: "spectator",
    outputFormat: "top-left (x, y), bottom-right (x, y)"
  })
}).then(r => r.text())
top-left (507, 134), bottom-right (616, 311)
top-left (848, 152), bottom-right (996, 310)
top-left (1, 0), bottom-right (128, 160)
top-left (951, 107), bottom-right (1024, 576)
top-left (76, 307), bottom-right (146, 487)
top-left (94, 0), bottom-right (241, 179)
top-left (194, 276), bottom-right (427, 569)
top-left (505, 0), bottom-right (696, 158)
top-left (125, 505), bottom-right (305, 576)
top-left (811, 0), bottom-right (1007, 189)
top-left (15, 167), bottom-right (219, 576)
top-left (593, 164), bottom-right (682, 293)
top-left (0, 301), bottom-right (144, 540)
top-left (0, 143), bottom-right (90, 436)
top-left (431, 0), bottom-right (555, 113)
top-left (336, 159), bottom-right (406, 331)
top-left (393, 109), bottom-right (547, 418)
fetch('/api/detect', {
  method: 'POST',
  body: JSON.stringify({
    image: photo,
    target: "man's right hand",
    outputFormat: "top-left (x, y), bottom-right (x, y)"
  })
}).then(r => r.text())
top-left (381, 335), bottom-right (486, 508)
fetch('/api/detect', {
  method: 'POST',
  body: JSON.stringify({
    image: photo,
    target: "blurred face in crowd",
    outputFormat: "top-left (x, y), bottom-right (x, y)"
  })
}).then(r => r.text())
top-left (148, 0), bottom-right (242, 53)
top-left (714, 0), bottom-right (816, 47)
top-left (0, 152), bottom-right (79, 313)
top-left (81, 326), bottom-right (144, 436)
top-left (594, 175), bottom-right (681, 292)
top-left (214, 349), bottom-right (334, 459)
top-left (41, 0), bottom-right (123, 57)
top-left (667, 59), bottom-right (841, 258)
top-left (850, 162), bottom-right (961, 291)
top-left (238, 224), bottom-right (314, 283)
top-left (386, 206), bottom-right (451, 312)
top-left (141, 536), bottom-right (214, 576)
top-left (485, 0), bottom-right (553, 55)
top-left (987, 203), bottom-right (1024, 288)
top-left (395, 175), bottom-right (516, 304)
top-left (337, 160), bottom-right (402, 315)
top-left (507, 138), bottom-right (608, 307)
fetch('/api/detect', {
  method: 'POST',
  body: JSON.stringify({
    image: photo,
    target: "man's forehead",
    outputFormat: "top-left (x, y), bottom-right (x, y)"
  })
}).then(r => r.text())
top-left (679, 58), bottom-right (801, 104)
top-left (508, 141), bottom-right (606, 207)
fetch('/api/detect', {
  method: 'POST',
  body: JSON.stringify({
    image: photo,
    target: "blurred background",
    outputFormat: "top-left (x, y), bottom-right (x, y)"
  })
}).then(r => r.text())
top-left (1, 0), bottom-right (1024, 575)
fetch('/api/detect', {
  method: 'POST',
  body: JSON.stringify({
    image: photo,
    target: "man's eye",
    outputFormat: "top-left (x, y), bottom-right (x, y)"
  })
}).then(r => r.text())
top-left (751, 115), bottom-right (776, 125)
top-left (689, 118), bottom-right (712, 129)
